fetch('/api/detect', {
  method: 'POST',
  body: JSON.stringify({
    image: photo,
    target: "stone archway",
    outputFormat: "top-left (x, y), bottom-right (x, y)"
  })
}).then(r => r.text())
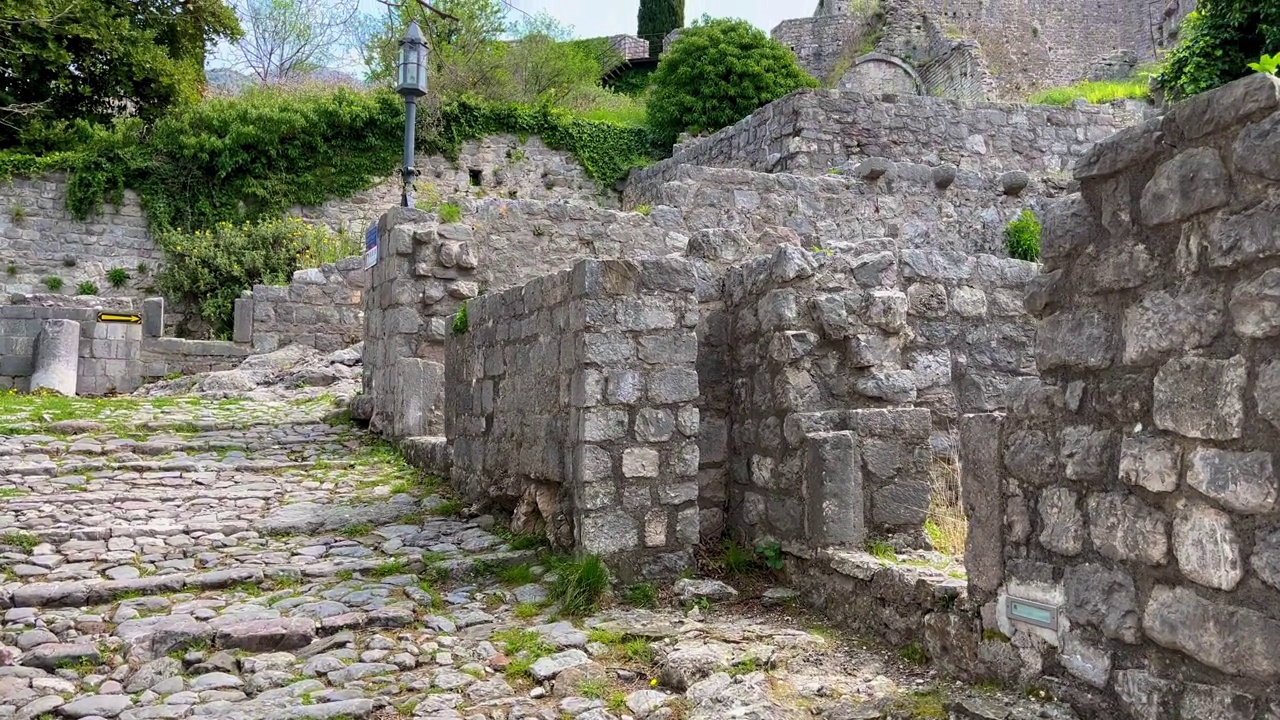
top-left (838, 53), bottom-right (924, 96)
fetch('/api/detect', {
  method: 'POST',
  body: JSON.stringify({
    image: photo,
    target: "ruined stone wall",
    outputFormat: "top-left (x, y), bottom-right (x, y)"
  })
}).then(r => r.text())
top-left (720, 244), bottom-right (1037, 549)
top-left (362, 203), bottom-right (678, 439)
top-left (294, 136), bottom-right (612, 234)
top-left (0, 295), bottom-right (143, 395)
top-left (930, 0), bottom-right (1194, 99)
top-left (772, 14), bottom-right (879, 84)
top-left (774, 0), bottom-right (1193, 101)
top-left (624, 90), bottom-right (1145, 193)
top-left (445, 258), bottom-right (702, 580)
top-left (236, 257), bottom-right (364, 353)
top-left (626, 162), bottom-right (1059, 257)
top-left (959, 74), bottom-right (1280, 717)
top-left (138, 337), bottom-right (250, 379)
top-left (0, 176), bottom-right (160, 298)
top-left (1, 137), bottom-right (601, 301)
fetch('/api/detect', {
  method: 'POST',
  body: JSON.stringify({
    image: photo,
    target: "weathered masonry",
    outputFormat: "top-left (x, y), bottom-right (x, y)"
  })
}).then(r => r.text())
top-left (961, 73), bottom-right (1280, 717)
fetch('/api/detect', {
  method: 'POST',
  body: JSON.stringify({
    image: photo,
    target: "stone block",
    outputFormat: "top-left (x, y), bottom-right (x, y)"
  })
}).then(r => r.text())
top-left (30, 319), bottom-right (80, 396)
top-left (1118, 436), bottom-right (1180, 493)
top-left (1113, 668), bottom-right (1177, 720)
top-left (1122, 284), bottom-right (1224, 364)
top-left (644, 510), bottom-right (667, 547)
top-left (574, 445), bottom-right (613, 485)
top-left (577, 511), bottom-right (639, 555)
top-left (1185, 447), bottom-right (1277, 514)
top-left (1170, 72), bottom-right (1280, 140)
top-left (1059, 426), bottom-right (1112, 481)
top-left (1229, 268), bottom-right (1280, 338)
top-left (1179, 684), bottom-right (1257, 720)
top-left (1086, 492), bottom-right (1168, 565)
top-left (1003, 429), bottom-right (1057, 487)
top-left (636, 333), bottom-right (697, 364)
top-left (958, 413), bottom-right (1005, 594)
top-left (1234, 108), bottom-right (1280, 181)
top-left (1059, 632), bottom-right (1111, 689)
top-left (1152, 355), bottom-right (1246, 440)
top-left (1143, 584), bottom-right (1280, 680)
top-left (616, 297), bottom-right (676, 331)
top-left (142, 297), bottom-right (164, 338)
top-left (1172, 502), bottom-right (1243, 591)
top-left (1035, 309), bottom-right (1115, 371)
top-left (582, 334), bottom-right (634, 365)
top-left (634, 408), bottom-right (674, 442)
top-left (1252, 528), bottom-right (1280, 591)
top-left (803, 431), bottom-right (864, 547)
top-left (581, 409), bottom-right (628, 442)
top-left (622, 448), bottom-right (660, 478)
top-left (647, 369), bottom-right (698, 404)
top-left (1038, 487), bottom-right (1084, 556)
top-left (1063, 563), bottom-right (1140, 643)
top-left (1139, 148), bottom-right (1231, 226)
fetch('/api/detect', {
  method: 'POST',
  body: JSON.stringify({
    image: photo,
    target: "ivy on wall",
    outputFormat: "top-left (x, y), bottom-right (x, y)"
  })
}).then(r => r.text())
top-left (423, 96), bottom-right (664, 190)
top-left (0, 87), bottom-right (665, 233)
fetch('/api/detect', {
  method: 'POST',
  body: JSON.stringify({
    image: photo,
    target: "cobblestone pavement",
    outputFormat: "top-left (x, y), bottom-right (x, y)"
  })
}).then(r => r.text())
top-left (0, 390), bottom-right (1073, 720)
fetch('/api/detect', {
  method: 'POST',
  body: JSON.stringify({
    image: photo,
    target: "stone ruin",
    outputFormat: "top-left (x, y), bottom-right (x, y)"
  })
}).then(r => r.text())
top-left (771, 0), bottom-right (1195, 102)
top-left (354, 73), bottom-right (1280, 717)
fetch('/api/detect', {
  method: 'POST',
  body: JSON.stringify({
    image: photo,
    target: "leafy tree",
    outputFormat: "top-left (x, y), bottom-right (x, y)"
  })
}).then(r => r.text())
top-left (0, 0), bottom-right (241, 143)
top-left (226, 0), bottom-right (360, 82)
top-left (637, 0), bottom-right (684, 56)
top-left (504, 15), bottom-right (620, 104)
top-left (646, 17), bottom-right (818, 144)
top-left (358, 0), bottom-right (509, 99)
top-left (1158, 0), bottom-right (1280, 100)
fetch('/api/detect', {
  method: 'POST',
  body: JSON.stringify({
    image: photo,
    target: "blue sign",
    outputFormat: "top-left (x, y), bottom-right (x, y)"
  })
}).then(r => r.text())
top-left (364, 224), bottom-right (379, 269)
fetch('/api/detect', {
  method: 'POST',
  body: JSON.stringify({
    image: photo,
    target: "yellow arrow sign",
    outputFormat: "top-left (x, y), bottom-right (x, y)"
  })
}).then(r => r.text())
top-left (97, 312), bottom-right (142, 324)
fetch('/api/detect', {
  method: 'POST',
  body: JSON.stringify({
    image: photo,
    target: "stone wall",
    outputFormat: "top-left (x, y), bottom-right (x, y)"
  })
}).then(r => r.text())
top-left (772, 14), bottom-right (879, 84)
top-left (0, 295), bottom-right (143, 395)
top-left (445, 259), bottom-right (702, 579)
top-left (959, 74), bottom-right (1280, 717)
top-left (0, 176), bottom-right (160, 298)
top-left (772, 0), bottom-right (1194, 101)
top-left (623, 89), bottom-right (1145, 193)
top-left (362, 203), bottom-right (682, 438)
top-left (1, 137), bottom-right (603, 301)
top-left (626, 162), bottom-right (1060, 257)
top-left (139, 337), bottom-right (250, 379)
top-left (718, 244), bottom-right (1037, 549)
top-left (236, 257), bottom-right (364, 353)
top-left (293, 137), bottom-right (612, 234)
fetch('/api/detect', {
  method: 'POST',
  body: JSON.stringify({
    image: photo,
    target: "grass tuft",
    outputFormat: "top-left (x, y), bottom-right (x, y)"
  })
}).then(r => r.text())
top-left (1029, 76), bottom-right (1150, 106)
top-left (548, 555), bottom-right (609, 617)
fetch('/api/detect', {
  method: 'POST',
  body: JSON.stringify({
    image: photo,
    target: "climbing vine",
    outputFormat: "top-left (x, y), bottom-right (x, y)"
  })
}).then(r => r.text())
top-left (0, 88), bottom-right (665, 233)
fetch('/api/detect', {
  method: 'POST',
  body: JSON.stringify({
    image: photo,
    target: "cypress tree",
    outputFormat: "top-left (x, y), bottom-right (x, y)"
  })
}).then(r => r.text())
top-left (637, 0), bottom-right (685, 56)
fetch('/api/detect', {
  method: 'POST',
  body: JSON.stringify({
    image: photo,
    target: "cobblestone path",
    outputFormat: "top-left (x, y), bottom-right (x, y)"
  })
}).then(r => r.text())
top-left (0, 392), bottom-right (1069, 720)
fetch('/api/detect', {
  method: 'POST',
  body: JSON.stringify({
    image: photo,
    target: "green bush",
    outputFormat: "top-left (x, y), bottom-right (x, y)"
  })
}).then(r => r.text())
top-left (106, 267), bottom-right (130, 288)
top-left (646, 17), bottom-right (819, 144)
top-left (75, 281), bottom-right (98, 296)
top-left (439, 203), bottom-right (463, 224)
top-left (451, 304), bottom-right (469, 335)
top-left (42, 276), bottom-right (63, 292)
top-left (155, 218), bottom-right (357, 337)
top-left (1158, 2), bottom-right (1280, 100)
top-left (1005, 209), bottom-right (1042, 262)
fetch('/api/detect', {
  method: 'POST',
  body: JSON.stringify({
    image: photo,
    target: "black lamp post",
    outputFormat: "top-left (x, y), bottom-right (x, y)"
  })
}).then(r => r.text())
top-left (396, 21), bottom-right (428, 208)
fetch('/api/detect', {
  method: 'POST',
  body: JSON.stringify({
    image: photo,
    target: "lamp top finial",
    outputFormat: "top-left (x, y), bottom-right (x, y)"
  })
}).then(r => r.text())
top-left (405, 20), bottom-right (424, 44)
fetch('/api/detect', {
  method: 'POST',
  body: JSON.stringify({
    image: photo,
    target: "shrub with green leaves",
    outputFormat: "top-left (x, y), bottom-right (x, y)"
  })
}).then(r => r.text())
top-left (42, 276), bottom-right (63, 292)
top-left (646, 17), bottom-right (819, 144)
top-left (75, 281), bottom-right (98, 296)
top-left (1158, 1), bottom-right (1280, 100)
top-left (155, 218), bottom-right (355, 337)
top-left (106, 267), bottom-right (130, 288)
top-left (1005, 209), bottom-right (1042, 262)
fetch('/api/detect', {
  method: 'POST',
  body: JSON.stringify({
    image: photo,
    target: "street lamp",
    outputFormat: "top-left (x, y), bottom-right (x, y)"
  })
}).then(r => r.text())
top-left (396, 20), bottom-right (428, 207)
